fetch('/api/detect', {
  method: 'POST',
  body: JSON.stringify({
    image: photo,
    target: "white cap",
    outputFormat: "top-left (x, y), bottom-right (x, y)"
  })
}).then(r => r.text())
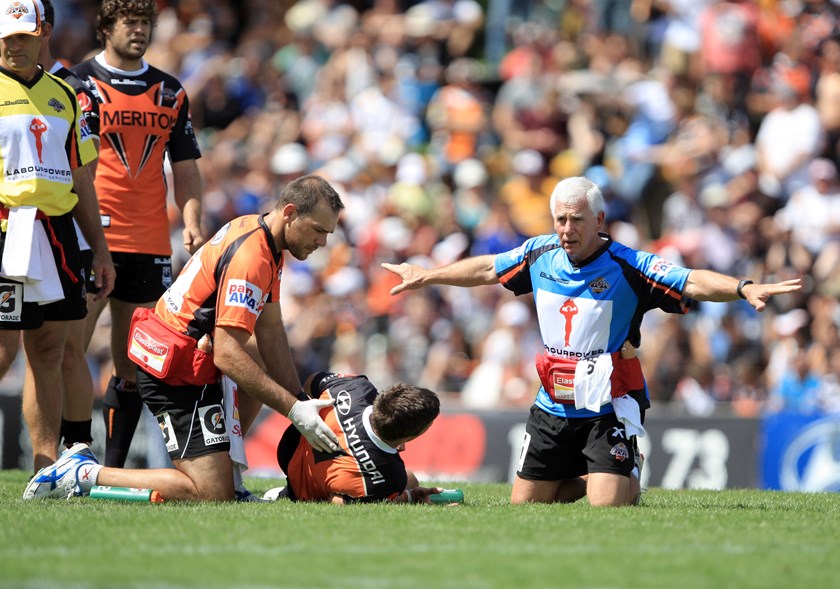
top-left (0, 0), bottom-right (42, 38)
top-left (270, 143), bottom-right (309, 175)
top-left (512, 149), bottom-right (543, 176)
top-left (377, 216), bottom-right (412, 251)
top-left (431, 232), bottom-right (469, 265)
top-left (324, 267), bottom-right (366, 298)
top-left (396, 153), bottom-right (427, 185)
top-left (773, 309), bottom-right (809, 337)
top-left (453, 158), bottom-right (487, 189)
top-left (497, 300), bottom-right (531, 327)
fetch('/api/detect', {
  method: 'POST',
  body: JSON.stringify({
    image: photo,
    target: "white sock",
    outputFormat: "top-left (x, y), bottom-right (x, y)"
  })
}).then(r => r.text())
top-left (76, 463), bottom-right (103, 495)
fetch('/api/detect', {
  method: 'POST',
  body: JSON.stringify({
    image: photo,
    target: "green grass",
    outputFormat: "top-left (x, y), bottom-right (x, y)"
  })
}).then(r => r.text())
top-left (1, 470), bottom-right (838, 589)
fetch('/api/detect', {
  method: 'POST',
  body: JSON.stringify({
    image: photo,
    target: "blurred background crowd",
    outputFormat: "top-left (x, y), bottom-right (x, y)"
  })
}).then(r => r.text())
top-left (8, 0), bottom-right (840, 417)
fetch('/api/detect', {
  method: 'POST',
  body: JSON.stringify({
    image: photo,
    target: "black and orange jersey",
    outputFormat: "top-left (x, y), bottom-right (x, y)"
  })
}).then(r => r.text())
top-left (155, 214), bottom-right (282, 340)
top-left (0, 66), bottom-right (96, 216)
top-left (50, 63), bottom-right (99, 250)
top-left (72, 53), bottom-right (200, 255)
top-left (50, 63), bottom-right (100, 142)
top-left (277, 372), bottom-right (408, 503)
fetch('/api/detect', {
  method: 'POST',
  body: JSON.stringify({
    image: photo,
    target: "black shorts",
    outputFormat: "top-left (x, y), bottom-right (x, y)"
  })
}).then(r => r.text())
top-left (516, 405), bottom-right (638, 481)
top-left (276, 426), bottom-right (302, 500)
top-left (104, 252), bottom-right (172, 303)
top-left (79, 249), bottom-right (95, 295)
top-left (136, 368), bottom-right (230, 461)
top-left (0, 211), bottom-right (87, 330)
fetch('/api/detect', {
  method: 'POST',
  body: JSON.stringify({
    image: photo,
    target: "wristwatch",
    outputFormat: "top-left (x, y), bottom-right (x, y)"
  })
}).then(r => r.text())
top-left (736, 279), bottom-right (754, 299)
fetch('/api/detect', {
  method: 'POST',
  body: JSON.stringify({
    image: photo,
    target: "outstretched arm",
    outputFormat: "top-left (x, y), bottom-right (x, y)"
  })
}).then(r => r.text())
top-left (683, 269), bottom-right (802, 312)
top-left (382, 254), bottom-right (499, 295)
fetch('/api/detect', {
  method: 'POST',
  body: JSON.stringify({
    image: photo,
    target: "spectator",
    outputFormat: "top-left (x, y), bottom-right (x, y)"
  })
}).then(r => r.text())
top-left (767, 346), bottom-right (823, 414)
top-left (426, 58), bottom-right (492, 175)
top-left (755, 81), bottom-right (823, 202)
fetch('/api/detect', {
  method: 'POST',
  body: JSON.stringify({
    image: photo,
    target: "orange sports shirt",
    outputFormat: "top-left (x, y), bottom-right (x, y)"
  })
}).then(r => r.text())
top-left (72, 53), bottom-right (201, 255)
top-left (156, 214), bottom-right (282, 340)
top-left (277, 373), bottom-right (408, 503)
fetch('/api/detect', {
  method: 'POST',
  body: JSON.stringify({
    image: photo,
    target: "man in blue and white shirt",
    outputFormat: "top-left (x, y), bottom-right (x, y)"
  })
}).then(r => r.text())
top-left (383, 176), bottom-right (801, 506)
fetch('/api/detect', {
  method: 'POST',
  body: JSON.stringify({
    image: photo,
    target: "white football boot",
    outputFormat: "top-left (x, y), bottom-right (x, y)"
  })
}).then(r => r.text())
top-left (22, 443), bottom-right (100, 500)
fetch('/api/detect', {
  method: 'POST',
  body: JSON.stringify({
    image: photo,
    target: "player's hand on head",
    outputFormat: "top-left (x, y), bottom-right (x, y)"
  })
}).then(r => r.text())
top-left (288, 397), bottom-right (340, 453)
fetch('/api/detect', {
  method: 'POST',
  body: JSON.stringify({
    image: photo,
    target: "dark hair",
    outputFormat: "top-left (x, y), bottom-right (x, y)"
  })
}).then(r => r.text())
top-left (96, 0), bottom-right (158, 45)
top-left (370, 383), bottom-right (440, 442)
top-left (276, 175), bottom-right (344, 216)
top-left (40, 0), bottom-right (54, 27)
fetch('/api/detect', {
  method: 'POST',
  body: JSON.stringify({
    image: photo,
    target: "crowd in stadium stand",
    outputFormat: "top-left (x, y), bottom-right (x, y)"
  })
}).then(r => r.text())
top-left (28, 0), bottom-right (840, 417)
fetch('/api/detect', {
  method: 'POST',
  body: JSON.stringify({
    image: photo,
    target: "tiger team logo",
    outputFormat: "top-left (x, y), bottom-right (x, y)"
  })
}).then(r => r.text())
top-left (6, 1), bottom-right (29, 18)
top-left (48, 97), bottom-right (65, 113)
top-left (610, 442), bottom-right (630, 462)
top-left (588, 276), bottom-right (610, 294)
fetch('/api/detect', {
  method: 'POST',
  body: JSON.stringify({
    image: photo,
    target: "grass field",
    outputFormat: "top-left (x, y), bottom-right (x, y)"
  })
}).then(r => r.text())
top-left (1, 470), bottom-right (838, 589)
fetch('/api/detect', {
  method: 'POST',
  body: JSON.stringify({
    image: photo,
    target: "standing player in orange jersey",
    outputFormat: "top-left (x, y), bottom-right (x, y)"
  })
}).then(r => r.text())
top-left (72, 0), bottom-right (204, 467)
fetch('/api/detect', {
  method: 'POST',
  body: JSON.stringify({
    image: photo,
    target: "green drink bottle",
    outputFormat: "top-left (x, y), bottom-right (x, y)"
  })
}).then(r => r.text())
top-left (429, 488), bottom-right (464, 504)
top-left (89, 486), bottom-right (164, 503)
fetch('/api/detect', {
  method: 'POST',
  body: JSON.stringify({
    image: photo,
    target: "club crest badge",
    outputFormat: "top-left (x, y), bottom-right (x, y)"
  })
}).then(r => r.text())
top-left (588, 276), bottom-right (610, 294)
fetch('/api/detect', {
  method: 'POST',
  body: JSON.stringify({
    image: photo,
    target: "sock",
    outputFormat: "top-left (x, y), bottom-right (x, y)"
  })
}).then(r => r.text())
top-left (60, 419), bottom-right (93, 447)
top-left (75, 462), bottom-right (103, 496)
top-left (102, 376), bottom-right (143, 468)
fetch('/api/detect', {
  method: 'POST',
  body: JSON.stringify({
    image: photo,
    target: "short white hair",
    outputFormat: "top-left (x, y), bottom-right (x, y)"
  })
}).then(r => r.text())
top-left (549, 177), bottom-right (606, 216)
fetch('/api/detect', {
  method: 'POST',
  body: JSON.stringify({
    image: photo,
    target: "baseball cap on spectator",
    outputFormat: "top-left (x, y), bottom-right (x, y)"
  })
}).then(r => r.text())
top-left (453, 158), bottom-right (487, 189)
top-left (809, 158), bottom-right (837, 181)
top-left (773, 308), bottom-right (809, 337)
top-left (0, 0), bottom-right (42, 38)
top-left (431, 232), bottom-right (469, 265)
top-left (376, 136), bottom-right (406, 167)
top-left (284, 0), bottom-right (324, 35)
top-left (722, 145), bottom-right (757, 177)
top-left (404, 4), bottom-right (435, 38)
top-left (270, 143), bottom-right (308, 175)
top-left (321, 157), bottom-right (358, 185)
top-left (453, 0), bottom-right (483, 24)
top-left (497, 300), bottom-right (531, 328)
top-left (377, 216), bottom-right (412, 252)
top-left (324, 267), bottom-right (366, 298)
top-left (699, 183), bottom-right (729, 209)
top-left (283, 267), bottom-right (316, 297)
top-left (512, 149), bottom-right (543, 176)
top-left (396, 153), bottom-right (427, 185)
